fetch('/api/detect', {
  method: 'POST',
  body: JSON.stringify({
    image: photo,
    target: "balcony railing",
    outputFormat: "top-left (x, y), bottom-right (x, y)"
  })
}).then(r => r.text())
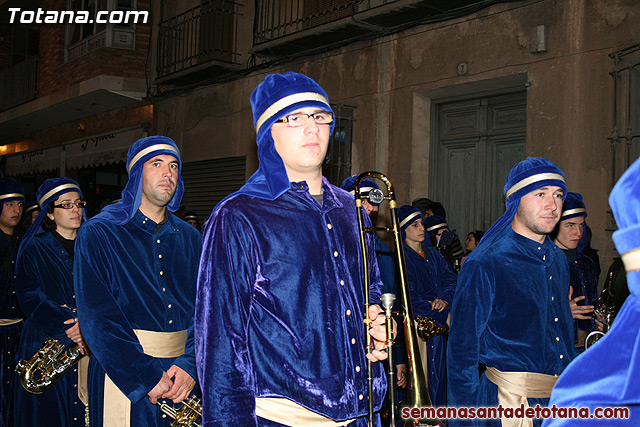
top-left (253, 0), bottom-right (481, 55)
top-left (254, 0), bottom-right (361, 43)
top-left (157, 0), bottom-right (242, 81)
top-left (0, 56), bottom-right (38, 111)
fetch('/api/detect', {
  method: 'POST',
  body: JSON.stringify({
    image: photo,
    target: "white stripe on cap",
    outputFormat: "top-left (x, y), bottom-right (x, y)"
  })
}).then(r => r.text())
top-left (426, 222), bottom-right (448, 232)
top-left (349, 186), bottom-right (376, 195)
top-left (505, 172), bottom-right (565, 199)
top-left (621, 247), bottom-right (640, 273)
top-left (561, 207), bottom-right (587, 218)
top-left (127, 144), bottom-right (179, 172)
top-left (399, 211), bottom-right (422, 229)
top-left (0, 193), bottom-right (24, 201)
top-left (38, 184), bottom-right (80, 206)
top-left (255, 92), bottom-right (329, 134)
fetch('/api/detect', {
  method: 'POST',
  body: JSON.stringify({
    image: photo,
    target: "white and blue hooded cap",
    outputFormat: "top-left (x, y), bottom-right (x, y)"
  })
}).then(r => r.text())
top-left (18, 177), bottom-right (84, 264)
top-left (481, 157), bottom-right (567, 245)
top-left (0, 178), bottom-right (25, 215)
top-left (237, 72), bottom-right (335, 200)
top-left (95, 135), bottom-right (184, 225)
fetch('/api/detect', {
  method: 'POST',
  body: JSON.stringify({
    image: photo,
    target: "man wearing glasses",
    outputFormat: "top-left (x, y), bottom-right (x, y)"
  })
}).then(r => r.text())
top-left (74, 136), bottom-right (202, 426)
top-left (0, 178), bottom-right (25, 427)
top-left (196, 72), bottom-right (389, 427)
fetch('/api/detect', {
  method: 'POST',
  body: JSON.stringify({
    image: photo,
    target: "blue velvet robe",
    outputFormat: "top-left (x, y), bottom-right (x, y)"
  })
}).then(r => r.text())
top-left (448, 226), bottom-right (577, 427)
top-left (564, 250), bottom-right (599, 343)
top-left (14, 231), bottom-right (85, 426)
top-left (542, 295), bottom-right (640, 426)
top-left (0, 229), bottom-right (24, 427)
top-left (74, 211), bottom-right (202, 426)
top-left (195, 179), bottom-right (386, 427)
top-left (404, 244), bottom-right (457, 408)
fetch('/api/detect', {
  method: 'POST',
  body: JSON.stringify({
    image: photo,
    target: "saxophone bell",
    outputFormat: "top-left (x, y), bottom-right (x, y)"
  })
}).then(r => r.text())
top-left (16, 337), bottom-right (84, 394)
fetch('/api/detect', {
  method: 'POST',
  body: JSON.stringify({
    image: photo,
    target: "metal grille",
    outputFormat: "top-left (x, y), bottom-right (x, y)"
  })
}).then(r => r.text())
top-left (323, 104), bottom-right (354, 186)
top-left (254, 0), bottom-right (361, 43)
top-left (181, 155), bottom-right (246, 220)
top-left (157, 0), bottom-right (242, 79)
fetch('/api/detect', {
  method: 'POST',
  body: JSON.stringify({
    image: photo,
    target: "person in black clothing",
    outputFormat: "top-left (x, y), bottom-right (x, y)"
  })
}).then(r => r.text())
top-left (0, 178), bottom-right (25, 427)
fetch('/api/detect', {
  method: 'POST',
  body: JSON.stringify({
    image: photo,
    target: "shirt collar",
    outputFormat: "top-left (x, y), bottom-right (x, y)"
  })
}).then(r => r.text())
top-left (287, 176), bottom-right (344, 212)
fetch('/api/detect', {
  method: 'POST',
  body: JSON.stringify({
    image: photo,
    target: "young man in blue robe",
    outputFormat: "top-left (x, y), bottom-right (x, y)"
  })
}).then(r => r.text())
top-left (448, 157), bottom-right (577, 427)
top-left (551, 192), bottom-right (598, 351)
top-left (195, 72), bottom-right (390, 427)
top-left (542, 154), bottom-right (640, 426)
top-left (399, 205), bottom-right (457, 409)
top-left (0, 178), bottom-right (25, 427)
top-left (15, 177), bottom-right (88, 426)
top-left (74, 136), bottom-right (202, 426)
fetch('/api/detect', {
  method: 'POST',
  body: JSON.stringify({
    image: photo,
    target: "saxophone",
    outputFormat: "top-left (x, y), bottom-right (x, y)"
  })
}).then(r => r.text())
top-left (415, 316), bottom-right (449, 342)
top-left (15, 337), bottom-right (84, 393)
top-left (584, 269), bottom-right (617, 349)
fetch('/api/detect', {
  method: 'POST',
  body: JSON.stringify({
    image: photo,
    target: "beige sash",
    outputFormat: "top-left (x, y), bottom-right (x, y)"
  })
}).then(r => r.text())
top-left (77, 355), bottom-right (90, 405)
top-left (485, 367), bottom-right (558, 427)
top-left (0, 318), bottom-right (23, 326)
top-left (255, 397), bottom-right (356, 427)
top-left (103, 329), bottom-right (188, 427)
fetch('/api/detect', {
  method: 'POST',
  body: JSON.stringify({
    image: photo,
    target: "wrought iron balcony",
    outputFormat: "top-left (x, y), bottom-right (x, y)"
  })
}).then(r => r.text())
top-left (157, 0), bottom-right (242, 84)
top-left (0, 56), bottom-right (38, 112)
top-left (253, 0), bottom-right (481, 57)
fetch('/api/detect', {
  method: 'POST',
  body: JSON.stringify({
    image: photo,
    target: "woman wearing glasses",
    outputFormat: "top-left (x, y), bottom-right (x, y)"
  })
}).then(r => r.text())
top-left (14, 177), bottom-right (88, 427)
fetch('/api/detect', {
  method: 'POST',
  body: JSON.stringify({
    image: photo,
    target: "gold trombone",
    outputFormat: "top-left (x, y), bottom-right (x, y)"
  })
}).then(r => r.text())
top-left (353, 171), bottom-right (441, 427)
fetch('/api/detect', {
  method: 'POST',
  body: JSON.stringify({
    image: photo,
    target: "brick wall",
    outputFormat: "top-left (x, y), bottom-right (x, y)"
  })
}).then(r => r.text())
top-left (38, 0), bottom-right (151, 97)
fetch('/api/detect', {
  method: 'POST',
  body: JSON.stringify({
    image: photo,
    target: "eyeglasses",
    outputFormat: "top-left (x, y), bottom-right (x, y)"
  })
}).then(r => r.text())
top-left (275, 111), bottom-right (334, 127)
top-left (53, 201), bottom-right (86, 209)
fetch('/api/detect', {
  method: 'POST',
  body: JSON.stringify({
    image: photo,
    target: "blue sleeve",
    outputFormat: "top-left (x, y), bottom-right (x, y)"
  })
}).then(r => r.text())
top-left (195, 206), bottom-right (258, 427)
top-left (431, 249), bottom-right (457, 305)
top-left (172, 227), bottom-right (201, 382)
top-left (17, 244), bottom-right (75, 343)
top-left (447, 259), bottom-right (494, 416)
top-left (74, 223), bottom-right (164, 404)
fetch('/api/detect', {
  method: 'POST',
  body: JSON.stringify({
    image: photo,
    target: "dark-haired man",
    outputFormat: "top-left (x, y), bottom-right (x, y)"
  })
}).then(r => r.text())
top-left (448, 158), bottom-right (577, 427)
top-left (196, 72), bottom-right (389, 427)
top-left (0, 178), bottom-right (25, 427)
top-left (74, 136), bottom-right (202, 426)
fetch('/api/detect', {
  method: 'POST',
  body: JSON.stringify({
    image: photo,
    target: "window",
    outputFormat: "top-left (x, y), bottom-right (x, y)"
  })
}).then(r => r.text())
top-left (323, 104), bottom-right (354, 186)
top-left (66, 0), bottom-right (138, 61)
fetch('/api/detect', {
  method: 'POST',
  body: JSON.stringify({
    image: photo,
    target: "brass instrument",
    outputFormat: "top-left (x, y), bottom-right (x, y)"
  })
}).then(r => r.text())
top-left (157, 396), bottom-right (202, 427)
top-left (354, 171), bottom-right (441, 427)
top-left (585, 270), bottom-right (617, 349)
top-left (415, 316), bottom-right (449, 342)
top-left (15, 337), bottom-right (83, 394)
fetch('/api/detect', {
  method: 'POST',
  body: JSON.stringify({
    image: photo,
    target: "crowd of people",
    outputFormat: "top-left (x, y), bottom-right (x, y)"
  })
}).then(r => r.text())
top-left (0, 71), bottom-right (638, 427)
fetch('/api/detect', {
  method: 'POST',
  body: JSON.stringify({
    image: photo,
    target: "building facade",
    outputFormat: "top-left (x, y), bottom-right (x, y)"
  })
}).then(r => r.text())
top-left (2, 0), bottom-right (639, 279)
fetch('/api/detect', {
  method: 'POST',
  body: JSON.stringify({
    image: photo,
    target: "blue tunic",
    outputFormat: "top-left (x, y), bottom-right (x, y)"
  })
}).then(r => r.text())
top-left (448, 226), bottom-right (577, 427)
top-left (564, 250), bottom-right (599, 342)
top-left (542, 295), bottom-right (640, 426)
top-left (195, 179), bottom-right (386, 427)
top-left (0, 230), bottom-right (23, 427)
top-left (14, 231), bottom-right (85, 426)
top-left (404, 244), bottom-right (457, 408)
top-left (74, 211), bottom-right (202, 426)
